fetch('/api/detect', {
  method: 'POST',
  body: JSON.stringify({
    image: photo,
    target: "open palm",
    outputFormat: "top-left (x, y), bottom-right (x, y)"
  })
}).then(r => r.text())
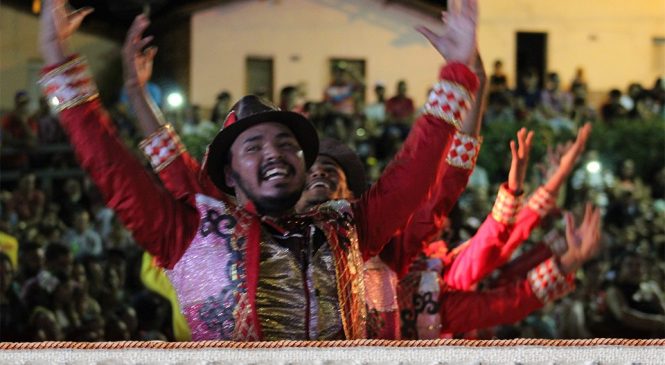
top-left (415, 0), bottom-right (478, 65)
top-left (560, 203), bottom-right (602, 273)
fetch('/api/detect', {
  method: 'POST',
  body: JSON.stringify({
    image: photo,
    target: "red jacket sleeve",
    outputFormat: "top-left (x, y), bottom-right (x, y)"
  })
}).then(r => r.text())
top-left (41, 57), bottom-right (199, 269)
top-left (440, 257), bottom-right (575, 334)
top-left (382, 131), bottom-right (479, 277)
top-left (139, 124), bottom-right (225, 203)
top-left (442, 183), bottom-right (523, 290)
top-left (354, 63), bottom-right (479, 260)
top-left (497, 185), bottom-right (557, 262)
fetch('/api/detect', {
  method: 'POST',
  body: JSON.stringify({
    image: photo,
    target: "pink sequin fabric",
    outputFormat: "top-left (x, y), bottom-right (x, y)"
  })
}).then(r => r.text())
top-left (167, 195), bottom-right (250, 341)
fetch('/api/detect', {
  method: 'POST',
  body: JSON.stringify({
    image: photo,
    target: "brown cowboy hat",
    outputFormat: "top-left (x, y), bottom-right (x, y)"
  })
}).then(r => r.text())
top-left (204, 95), bottom-right (319, 194)
top-left (318, 138), bottom-right (367, 198)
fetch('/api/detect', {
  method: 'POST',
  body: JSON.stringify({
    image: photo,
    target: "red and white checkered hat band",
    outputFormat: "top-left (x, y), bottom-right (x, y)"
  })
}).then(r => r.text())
top-left (527, 186), bottom-right (556, 217)
top-left (491, 183), bottom-right (524, 225)
top-left (38, 57), bottom-right (98, 112)
top-left (138, 124), bottom-right (185, 172)
top-left (446, 131), bottom-right (481, 170)
top-left (527, 258), bottom-right (575, 303)
top-left (424, 80), bottom-right (472, 130)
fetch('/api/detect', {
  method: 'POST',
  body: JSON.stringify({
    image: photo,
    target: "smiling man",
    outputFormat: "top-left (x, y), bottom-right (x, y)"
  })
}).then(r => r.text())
top-left (38, 0), bottom-right (480, 341)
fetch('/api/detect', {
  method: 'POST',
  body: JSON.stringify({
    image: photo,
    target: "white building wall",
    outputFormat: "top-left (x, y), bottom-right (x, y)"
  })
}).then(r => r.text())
top-left (191, 0), bottom-right (665, 109)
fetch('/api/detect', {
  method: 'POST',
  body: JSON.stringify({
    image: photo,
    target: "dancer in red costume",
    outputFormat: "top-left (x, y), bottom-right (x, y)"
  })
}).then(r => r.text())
top-left (38, 0), bottom-right (480, 340)
top-left (121, 10), bottom-right (599, 339)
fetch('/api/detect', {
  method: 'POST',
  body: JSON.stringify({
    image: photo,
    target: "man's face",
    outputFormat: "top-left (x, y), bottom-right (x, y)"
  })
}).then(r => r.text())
top-left (226, 122), bottom-right (307, 215)
top-left (296, 155), bottom-right (352, 212)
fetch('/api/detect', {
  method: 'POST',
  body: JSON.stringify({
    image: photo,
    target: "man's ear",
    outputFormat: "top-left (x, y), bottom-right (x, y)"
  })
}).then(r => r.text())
top-left (224, 165), bottom-right (235, 188)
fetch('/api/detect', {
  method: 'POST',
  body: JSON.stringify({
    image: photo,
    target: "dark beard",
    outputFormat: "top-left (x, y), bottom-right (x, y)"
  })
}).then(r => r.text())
top-left (231, 170), bottom-right (304, 216)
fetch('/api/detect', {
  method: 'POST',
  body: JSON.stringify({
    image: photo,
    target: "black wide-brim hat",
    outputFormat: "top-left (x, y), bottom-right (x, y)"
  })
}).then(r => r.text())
top-left (318, 138), bottom-right (367, 198)
top-left (204, 95), bottom-right (319, 194)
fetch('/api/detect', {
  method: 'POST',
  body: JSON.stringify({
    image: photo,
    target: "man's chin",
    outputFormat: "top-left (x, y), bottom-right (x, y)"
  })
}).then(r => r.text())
top-left (254, 189), bottom-right (303, 216)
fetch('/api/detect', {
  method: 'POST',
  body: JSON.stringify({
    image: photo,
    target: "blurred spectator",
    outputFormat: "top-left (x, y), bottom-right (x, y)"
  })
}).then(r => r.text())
top-left (601, 89), bottom-right (627, 123)
top-left (1, 91), bottom-right (38, 168)
top-left (57, 178), bottom-right (90, 225)
top-left (364, 82), bottom-right (387, 136)
top-left (279, 85), bottom-right (299, 112)
top-left (569, 67), bottom-right (588, 93)
top-left (210, 91), bottom-right (232, 125)
top-left (489, 59), bottom-right (509, 93)
top-left (323, 63), bottom-right (362, 141)
top-left (514, 70), bottom-right (541, 120)
top-left (386, 80), bottom-right (415, 129)
top-left (62, 209), bottom-right (103, 258)
top-left (540, 72), bottom-right (573, 120)
top-left (6, 172), bottom-right (45, 225)
top-left (0, 252), bottom-right (27, 340)
top-left (33, 96), bottom-right (65, 144)
top-left (570, 83), bottom-right (597, 125)
top-left (594, 253), bottom-right (665, 338)
top-left (17, 243), bottom-right (44, 285)
top-left (182, 105), bottom-right (216, 139)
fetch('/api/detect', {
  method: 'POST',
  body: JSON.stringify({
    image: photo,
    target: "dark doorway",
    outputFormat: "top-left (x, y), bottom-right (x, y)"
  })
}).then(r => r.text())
top-left (516, 32), bottom-right (547, 89)
top-left (246, 57), bottom-right (274, 102)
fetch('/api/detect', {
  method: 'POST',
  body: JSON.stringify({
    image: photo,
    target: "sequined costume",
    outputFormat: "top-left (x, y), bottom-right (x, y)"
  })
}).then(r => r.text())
top-left (40, 56), bottom-right (479, 341)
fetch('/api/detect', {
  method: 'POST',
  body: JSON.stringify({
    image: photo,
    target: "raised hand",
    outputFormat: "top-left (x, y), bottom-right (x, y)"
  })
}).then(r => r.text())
top-left (544, 123), bottom-right (592, 193)
top-left (39, 0), bottom-right (94, 64)
top-left (508, 128), bottom-right (534, 193)
top-left (558, 203), bottom-right (602, 274)
top-left (415, 0), bottom-right (478, 66)
top-left (123, 15), bottom-right (157, 90)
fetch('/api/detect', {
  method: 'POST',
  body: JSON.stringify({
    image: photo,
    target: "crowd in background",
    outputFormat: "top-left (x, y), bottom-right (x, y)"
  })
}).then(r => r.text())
top-left (1, 60), bottom-right (664, 341)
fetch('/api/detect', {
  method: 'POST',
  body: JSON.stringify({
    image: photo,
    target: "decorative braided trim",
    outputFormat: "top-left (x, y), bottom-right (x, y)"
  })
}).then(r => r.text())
top-left (446, 131), bottom-right (482, 170)
top-left (423, 80), bottom-right (473, 130)
top-left (138, 124), bottom-right (186, 172)
top-left (527, 186), bottom-right (556, 217)
top-left (38, 56), bottom-right (99, 112)
top-left (1, 339), bottom-right (664, 349)
top-left (527, 257), bottom-right (575, 303)
top-left (491, 183), bottom-right (524, 225)
top-left (543, 228), bottom-right (568, 256)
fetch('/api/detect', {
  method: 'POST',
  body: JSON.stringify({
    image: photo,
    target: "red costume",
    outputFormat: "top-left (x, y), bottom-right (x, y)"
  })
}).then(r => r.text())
top-left (384, 128), bottom-right (574, 339)
top-left (40, 55), bottom-right (478, 341)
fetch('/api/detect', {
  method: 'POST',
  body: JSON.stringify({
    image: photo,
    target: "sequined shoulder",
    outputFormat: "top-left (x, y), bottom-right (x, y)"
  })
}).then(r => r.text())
top-left (194, 193), bottom-right (233, 213)
top-left (318, 199), bottom-right (354, 220)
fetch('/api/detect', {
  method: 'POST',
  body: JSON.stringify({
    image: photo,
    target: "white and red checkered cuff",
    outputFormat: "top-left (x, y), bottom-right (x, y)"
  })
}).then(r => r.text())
top-left (527, 186), bottom-right (557, 217)
top-left (491, 183), bottom-right (524, 225)
top-left (138, 124), bottom-right (186, 172)
top-left (423, 80), bottom-right (473, 130)
top-left (527, 257), bottom-right (575, 303)
top-left (543, 228), bottom-right (568, 256)
top-left (446, 131), bottom-right (481, 170)
top-left (38, 56), bottom-right (99, 112)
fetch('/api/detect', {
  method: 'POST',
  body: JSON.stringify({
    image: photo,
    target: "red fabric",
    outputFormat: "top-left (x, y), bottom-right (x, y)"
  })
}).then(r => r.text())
top-left (58, 100), bottom-right (200, 269)
top-left (353, 114), bottom-right (456, 259)
top-left (352, 62), bottom-right (478, 260)
top-left (442, 194), bottom-right (546, 291)
top-left (155, 148), bottom-right (225, 203)
top-left (382, 163), bottom-right (472, 278)
top-left (493, 243), bottom-right (553, 286)
top-left (443, 213), bottom-right (511, 290)
top-left (440, 62), bottom-right (480, 93)
top-left (438, 278), bottom-right (543, 333)
top-left (498, 205), bottom-right (544, 262)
